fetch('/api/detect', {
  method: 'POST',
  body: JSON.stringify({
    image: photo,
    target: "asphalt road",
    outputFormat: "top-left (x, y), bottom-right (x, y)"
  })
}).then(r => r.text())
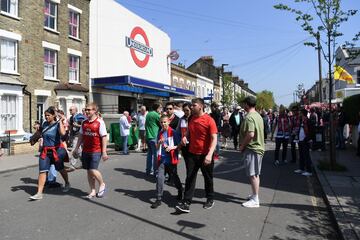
top-left (0, 142), bottom-right (339, 240)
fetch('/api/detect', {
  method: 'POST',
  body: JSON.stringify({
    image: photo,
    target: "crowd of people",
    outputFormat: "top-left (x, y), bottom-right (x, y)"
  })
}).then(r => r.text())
top-left (8, 95), bottom-right (359, 213)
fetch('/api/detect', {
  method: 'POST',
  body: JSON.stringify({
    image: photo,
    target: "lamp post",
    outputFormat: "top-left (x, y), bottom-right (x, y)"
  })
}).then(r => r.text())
top-left (221, 63), bottom-right (228, 106)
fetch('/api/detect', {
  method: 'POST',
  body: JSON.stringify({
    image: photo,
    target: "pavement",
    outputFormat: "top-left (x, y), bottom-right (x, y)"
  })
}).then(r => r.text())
top-left (312, 146), bottom-right (360, 240)
top-left (0, 142), bottom-right (344, 240)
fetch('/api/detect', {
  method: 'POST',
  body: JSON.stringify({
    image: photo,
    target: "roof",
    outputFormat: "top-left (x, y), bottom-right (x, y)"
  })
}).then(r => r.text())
top-left (54, 83), bottom-right (88, 92)
top-left (0, 74), bottom-right (25, 86)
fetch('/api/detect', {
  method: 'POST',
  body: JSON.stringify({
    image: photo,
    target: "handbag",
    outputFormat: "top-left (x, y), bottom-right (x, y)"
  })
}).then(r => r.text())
top-left (29, 121), bottom-right (60, 146)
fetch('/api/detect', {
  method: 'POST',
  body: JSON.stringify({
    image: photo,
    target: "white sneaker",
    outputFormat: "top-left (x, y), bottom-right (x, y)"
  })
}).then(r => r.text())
top-left (242, 198), bottom-right (260, 208)
top-left (302, 172), bottom-right (312, 177)
top-left (246, 194), bottom-right (254, 200)
top-left (294, 169), bottom-right (303, 174)
top-left (274, 160), bottom-right (280, 166)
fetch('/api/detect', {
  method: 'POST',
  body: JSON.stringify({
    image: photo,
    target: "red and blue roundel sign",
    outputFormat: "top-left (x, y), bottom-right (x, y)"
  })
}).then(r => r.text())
top-left (126, 26), bottom-right (153, 68)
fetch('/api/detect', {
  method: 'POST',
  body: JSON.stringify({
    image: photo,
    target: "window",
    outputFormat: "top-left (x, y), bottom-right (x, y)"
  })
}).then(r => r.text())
top-left (0, 38), bottom-right (17, 73)
top-left (69, 11), bottom-right (80, 38)
top-left (44, 0), bottom-right (57, 30)
top-left (1, 0), bottom-right (18, 16)
top-left (69, 55), bottom-right (79, 82)
top-left (44, 48), bottom-right (57, 79)
top-left (0, 95), bottom-right (17, 130)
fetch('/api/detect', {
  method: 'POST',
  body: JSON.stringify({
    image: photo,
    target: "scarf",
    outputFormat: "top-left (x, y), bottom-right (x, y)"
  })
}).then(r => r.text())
top-left (157, 127), bottom-right (179, 166)
top-left (275, 115), bottom-right (290, 138)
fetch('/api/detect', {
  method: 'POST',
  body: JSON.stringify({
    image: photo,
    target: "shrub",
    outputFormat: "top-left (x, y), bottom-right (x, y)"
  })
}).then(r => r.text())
top-left (342, 94), bottom-right (360, 125)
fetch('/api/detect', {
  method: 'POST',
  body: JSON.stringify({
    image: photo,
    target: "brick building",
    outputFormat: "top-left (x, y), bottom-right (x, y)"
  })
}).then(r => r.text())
top-left (0, 0), bottom-right (90, 141)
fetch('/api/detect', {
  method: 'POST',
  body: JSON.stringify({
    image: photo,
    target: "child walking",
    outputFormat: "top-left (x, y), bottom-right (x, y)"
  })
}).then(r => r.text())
top-left (151, 115), bottom-right (183, 209)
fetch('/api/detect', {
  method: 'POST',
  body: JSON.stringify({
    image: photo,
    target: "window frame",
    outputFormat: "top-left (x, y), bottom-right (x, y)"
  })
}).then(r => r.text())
top-left (1, 0), bottom-right (18, 17)
top-left (43, 48), bottom-right (57, 80)
top-left (69, 10), bottom-right (80, 39)
top-left (44, 0), bottom-right (58, 31)
top-left (0, 37), bottom-right (18, 74)
top-left (68, 54), bottom-right (80, 83)
top-left (0, 94), bottom-right (17, 131)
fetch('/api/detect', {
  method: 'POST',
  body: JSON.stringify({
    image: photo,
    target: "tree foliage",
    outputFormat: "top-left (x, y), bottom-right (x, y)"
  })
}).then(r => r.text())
top-left (256, 90), bottom-right (276, 110)
top-left (342, 94), bottom-right (360, 125)
top-left (222, 74), bottom-right (233, 107)
top-left (274, 0), bottom-right (358, 65)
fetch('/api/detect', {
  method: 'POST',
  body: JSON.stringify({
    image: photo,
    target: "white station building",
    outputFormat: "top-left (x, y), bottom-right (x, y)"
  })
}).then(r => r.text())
top-left (89, 0), bottom-right (194, 113)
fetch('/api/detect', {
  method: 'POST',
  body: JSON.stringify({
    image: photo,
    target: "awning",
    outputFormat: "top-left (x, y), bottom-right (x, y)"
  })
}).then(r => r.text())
top-left (92, 75), bottom-right (195, 97)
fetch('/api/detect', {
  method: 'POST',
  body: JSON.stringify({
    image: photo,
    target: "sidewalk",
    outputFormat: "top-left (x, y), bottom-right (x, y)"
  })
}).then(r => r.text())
top-left (0, 152), bottom-right (38, 173)
top-left (313, 147), bottom-right (360, 240)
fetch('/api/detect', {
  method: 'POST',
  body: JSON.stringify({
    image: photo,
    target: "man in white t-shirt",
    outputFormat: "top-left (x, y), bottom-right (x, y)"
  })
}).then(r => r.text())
top-left (136, 106), bottom-right (147, 152)
top-left (120, 111), bottom-right (131, 155)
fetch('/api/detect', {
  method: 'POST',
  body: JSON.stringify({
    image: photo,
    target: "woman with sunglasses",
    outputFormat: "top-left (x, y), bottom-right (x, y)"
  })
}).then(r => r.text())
top-left (29, 107), bottom-right (71, 200)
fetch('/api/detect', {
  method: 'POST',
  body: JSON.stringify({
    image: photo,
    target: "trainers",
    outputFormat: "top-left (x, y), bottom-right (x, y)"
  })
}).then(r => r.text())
top-left (294, 169), bottom-right (304, 174)
top-left (151, 200), bottom-right (162, 209)
top-left (62, 183), bottom-right (71, 193)
top-left (246, 194), bottom-right (254, 200)
top-left (203, 199), bottom-right (214, 209)
top-left (29, 193), bottom-right (43, 201)
top-left (213, 154), bottom-right (219, 161)
top-left (175, 202), bottom-right (190, 213)
top-left (302, 171), bottom-right (312, 177)
top-left (274, 160), bottom-right (280, 166)
top-left (242, 198), bottom-right (260, 208)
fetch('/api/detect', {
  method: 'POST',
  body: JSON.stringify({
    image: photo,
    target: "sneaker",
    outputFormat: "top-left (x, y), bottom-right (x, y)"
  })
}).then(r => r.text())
top-left (302, 171), bottom-right (312, 177)
top-left (294, 169), bottom-right (304, 174)
top-left (283, 160), bottom-right (288, 164)
top-left (175, 202), bottom-right (190, 213)
top-left (242, 198), bottom-right (260, 208)
top-left (29, 193), bottom-right (43, 201)
top-left (151, 200), bottom-right (162, 209)
top-left (246, 194), bottom-right (254, 200)
top-left (203, 199), bottom-right (214, 209)
top-left (62, 183), bottom-right (71, 193)
top-left (213, 154), bottom-right (219, 161)
top-left (274, 160), bottom-right (280, 166)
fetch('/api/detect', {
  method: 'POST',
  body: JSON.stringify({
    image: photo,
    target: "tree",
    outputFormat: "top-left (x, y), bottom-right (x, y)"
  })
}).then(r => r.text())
top-left (274, 0), bottom-right (358, 169)
top-left (256, 90), bottom-right (276, 110)
top-left (222, 74), bottom-right (234, 107)
top-left (235, 92), bottom-right (246, 106)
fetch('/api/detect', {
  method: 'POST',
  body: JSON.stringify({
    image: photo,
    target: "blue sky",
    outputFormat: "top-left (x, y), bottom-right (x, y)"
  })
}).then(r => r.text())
top-left (117, 0), bottom-right (360, 106)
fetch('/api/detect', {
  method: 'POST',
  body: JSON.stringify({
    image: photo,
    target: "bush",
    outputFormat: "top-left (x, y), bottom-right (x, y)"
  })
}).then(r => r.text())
top-left (342, 94), bottom-right (360, 125)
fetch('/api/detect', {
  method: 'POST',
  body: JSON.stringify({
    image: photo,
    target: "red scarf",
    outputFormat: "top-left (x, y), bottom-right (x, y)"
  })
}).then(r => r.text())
top-left (157, 127), bottom-right (179, 166)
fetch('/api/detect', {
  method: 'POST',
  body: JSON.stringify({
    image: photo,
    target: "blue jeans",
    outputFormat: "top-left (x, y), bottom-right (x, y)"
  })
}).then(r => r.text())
top-left (122, 135), bottom-right (129, 154)
top-left (146, 139), bottom-right (157, 174)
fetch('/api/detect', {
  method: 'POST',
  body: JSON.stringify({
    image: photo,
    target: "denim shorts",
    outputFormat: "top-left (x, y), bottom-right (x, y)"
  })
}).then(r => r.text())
top-left (81, 152), bottom-right (102, 170)
top-left (39, 147), bottom-right (66, 172)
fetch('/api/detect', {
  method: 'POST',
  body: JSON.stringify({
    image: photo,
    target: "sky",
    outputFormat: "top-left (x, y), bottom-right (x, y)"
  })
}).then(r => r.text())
top-left (116, 0), bottom-right (360, 106)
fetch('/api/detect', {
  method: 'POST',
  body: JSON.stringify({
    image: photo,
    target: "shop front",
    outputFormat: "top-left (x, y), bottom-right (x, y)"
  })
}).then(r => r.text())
top-left (90, 0), bottom-right (193, 114)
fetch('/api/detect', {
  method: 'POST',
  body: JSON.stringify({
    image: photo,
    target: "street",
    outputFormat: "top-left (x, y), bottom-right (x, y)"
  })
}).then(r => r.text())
top-left (1, 142), bottom-right (338, 240)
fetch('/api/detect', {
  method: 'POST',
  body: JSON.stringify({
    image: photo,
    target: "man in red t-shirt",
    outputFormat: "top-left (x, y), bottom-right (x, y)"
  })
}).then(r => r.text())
top-left (176, 98), bottom-right (217, 213)
top-left (73, 102), bottom-right (109, 199)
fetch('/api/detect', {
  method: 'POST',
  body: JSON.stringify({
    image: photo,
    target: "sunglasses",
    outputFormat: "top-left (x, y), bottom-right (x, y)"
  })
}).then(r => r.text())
top-left (166, 108), bottom-right (173, 110)
top-left (85, 108), bottom-right (94, 111)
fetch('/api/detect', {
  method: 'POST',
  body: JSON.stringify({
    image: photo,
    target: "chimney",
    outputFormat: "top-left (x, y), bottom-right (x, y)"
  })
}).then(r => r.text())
top-left (239, 80), bottom-right (244, 85)
top-left (244, 83), bottom-right (249, 88)
top-left (201, 56), bottom-right (214, 65)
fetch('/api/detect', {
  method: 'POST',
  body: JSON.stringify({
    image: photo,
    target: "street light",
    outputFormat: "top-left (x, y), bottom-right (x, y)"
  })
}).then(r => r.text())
top-left (221, 63), bottom-right (228, 106)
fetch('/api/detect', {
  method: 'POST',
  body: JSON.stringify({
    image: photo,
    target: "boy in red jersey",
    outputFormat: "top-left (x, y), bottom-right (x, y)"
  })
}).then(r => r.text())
top-left (73, 102), bottom-right (109, 198)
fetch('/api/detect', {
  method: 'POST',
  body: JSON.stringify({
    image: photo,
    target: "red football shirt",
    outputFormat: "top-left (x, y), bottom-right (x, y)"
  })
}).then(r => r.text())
top-left (188, 113), bottom-right (217, 155)
top-left (80, 118), bottom-right (107, 153)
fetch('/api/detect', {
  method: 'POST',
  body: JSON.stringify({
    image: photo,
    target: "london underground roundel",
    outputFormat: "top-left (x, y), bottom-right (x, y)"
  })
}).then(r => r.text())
top-left (125, 26), bottom-right (153, 68)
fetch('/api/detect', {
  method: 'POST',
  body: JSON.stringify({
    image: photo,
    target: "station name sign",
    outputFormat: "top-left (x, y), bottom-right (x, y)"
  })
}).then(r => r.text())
top-left (126, 36), bottom-right (153, 57)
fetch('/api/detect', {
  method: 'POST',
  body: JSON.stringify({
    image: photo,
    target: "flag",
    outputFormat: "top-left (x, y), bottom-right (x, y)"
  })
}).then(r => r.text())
top-left (334, 65), bottom-right (355, 84)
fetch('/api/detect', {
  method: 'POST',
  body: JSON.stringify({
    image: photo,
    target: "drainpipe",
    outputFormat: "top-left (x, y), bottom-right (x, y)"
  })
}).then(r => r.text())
top-left (23, 88), bottom-right (32, 133)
